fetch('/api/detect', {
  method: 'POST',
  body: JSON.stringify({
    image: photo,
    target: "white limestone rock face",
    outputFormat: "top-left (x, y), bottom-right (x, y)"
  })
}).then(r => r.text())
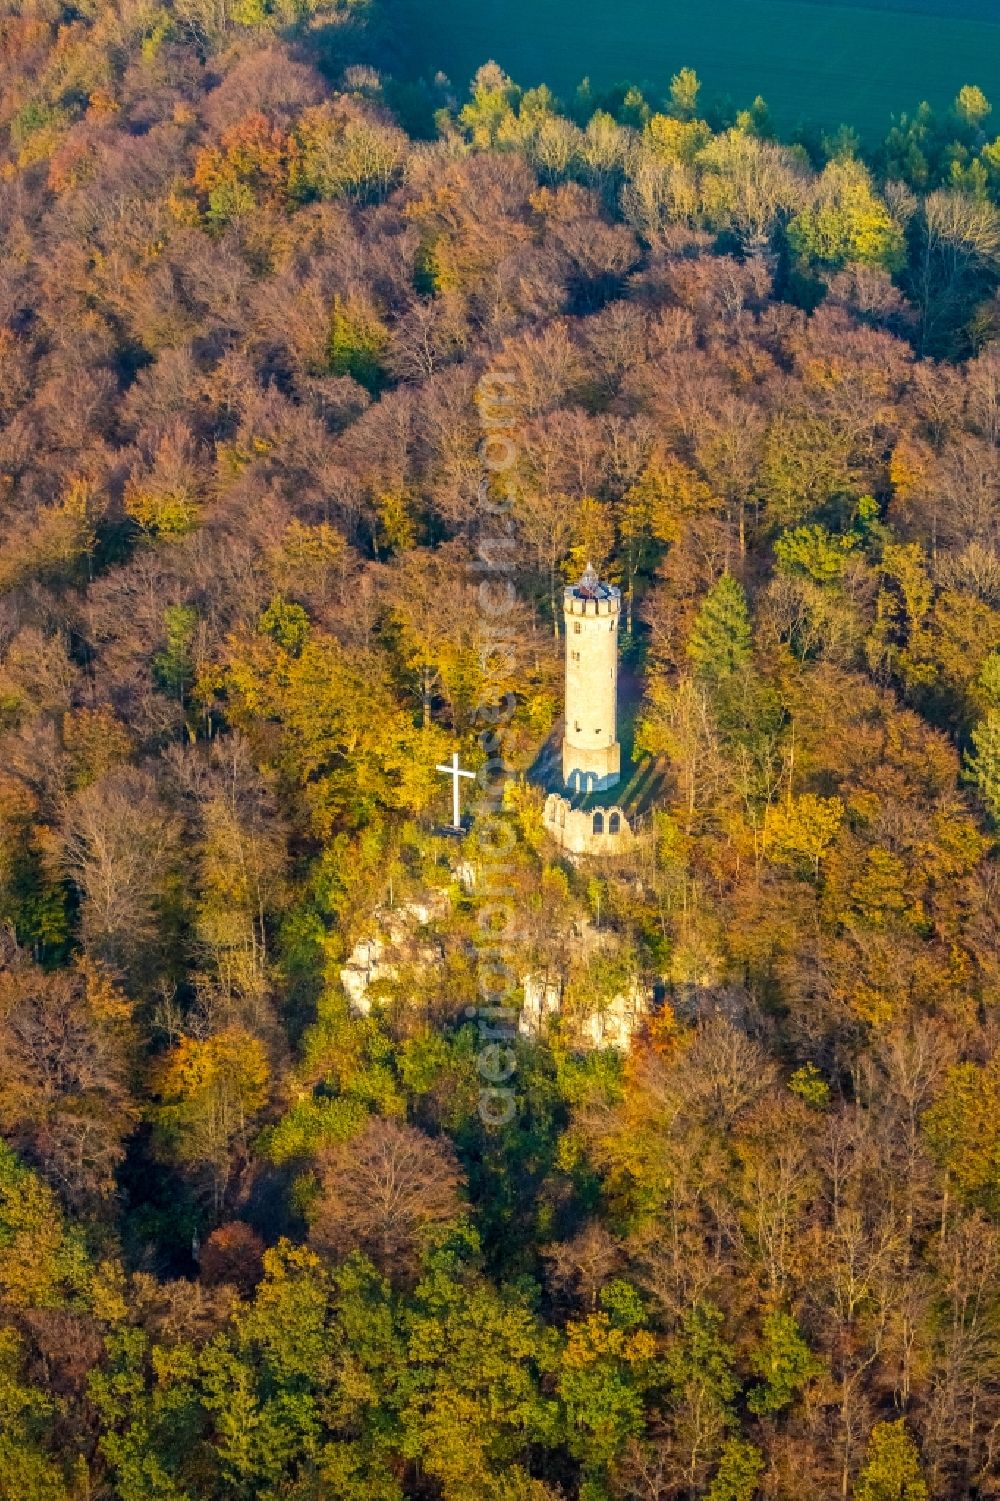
top-left (577, 983), bottom-right (649, 1050)
top-left (518, 975), bottom-right (563, 1038)
top-left (339, 935), bottom-right (399, 1018)
top-left (339, 893), bottom-right (449, 1016)
top-left (517, 970), bottom-right (650, 1051)
top-left (341, 890), bottom-right (651, 1053)
top-left (340, 936), bottom-right (390, 1016)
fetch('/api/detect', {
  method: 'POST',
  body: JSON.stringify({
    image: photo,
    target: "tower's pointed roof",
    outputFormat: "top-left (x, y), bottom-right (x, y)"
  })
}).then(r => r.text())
top-left (572, 561), bottom-right (614, 601)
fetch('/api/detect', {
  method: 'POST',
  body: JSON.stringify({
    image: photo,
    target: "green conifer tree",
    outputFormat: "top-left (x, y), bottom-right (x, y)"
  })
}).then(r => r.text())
top-left (687, 574), bottom-right (753, 683)
top-left (153, 605), bottom-right (198, 703)
top-left (967, 711), bottom-right (1000, 824)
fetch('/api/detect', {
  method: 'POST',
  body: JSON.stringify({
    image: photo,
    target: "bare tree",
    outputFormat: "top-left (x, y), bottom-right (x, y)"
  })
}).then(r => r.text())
top-left (61, 768), bottom-right (179, 973)
top-left (543, 1220), bottom-right (623, 1310)
top-left (309, 1117), bottom-right (465, 1274)
top-left (0, 939), bottom-right (136, 1207)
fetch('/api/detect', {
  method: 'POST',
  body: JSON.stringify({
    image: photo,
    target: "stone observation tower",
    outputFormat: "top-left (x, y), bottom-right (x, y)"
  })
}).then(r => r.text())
top-left (541, 561), bottom-right (634, 855)
top-left (562, 562), bottom-right (621, 794)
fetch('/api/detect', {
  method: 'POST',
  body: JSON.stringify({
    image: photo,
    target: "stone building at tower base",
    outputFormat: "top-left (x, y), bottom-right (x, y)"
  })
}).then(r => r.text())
top-left (542, 793), bottom-right (635, 856)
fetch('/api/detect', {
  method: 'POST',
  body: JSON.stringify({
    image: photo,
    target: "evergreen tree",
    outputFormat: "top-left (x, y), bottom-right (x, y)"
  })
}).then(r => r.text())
top-left (687, 574), bottom-right (753, 683)
top-left (967, 711), bottom-right (1000, 824)
top-left (153, 604), bottom-right (198, 703)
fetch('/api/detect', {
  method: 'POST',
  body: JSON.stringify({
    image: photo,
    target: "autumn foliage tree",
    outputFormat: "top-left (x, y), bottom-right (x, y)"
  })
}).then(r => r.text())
top-left (309, 1117), bottom-right (466, 1274)
top-left (1, 8), bottom-right (1000, 1498)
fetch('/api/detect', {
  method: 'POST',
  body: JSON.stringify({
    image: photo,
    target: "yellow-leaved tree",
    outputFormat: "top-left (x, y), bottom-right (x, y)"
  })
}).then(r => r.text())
top-left (788, 158), bottom-right (905, 270)
top-left (210, 627), bottom-right (447, 835)
top-left (764, 793), bottom-right (845, 878)
top-left (151, 1029), bottom-right (270, 1212)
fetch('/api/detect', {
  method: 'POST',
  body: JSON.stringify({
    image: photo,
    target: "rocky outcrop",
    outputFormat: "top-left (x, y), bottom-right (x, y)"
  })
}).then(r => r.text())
top-left (518, 974), bottom-right (562, 1038)
top-left (339, 894), bottom-right (449, 1018)
top-left (340, 890), bottom-right (650, 1051)
top-left (517, 971), bottom-right (649, 1050)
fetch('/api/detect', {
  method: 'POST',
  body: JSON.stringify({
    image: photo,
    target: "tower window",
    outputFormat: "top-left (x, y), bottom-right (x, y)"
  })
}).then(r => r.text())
top-left (593, 812), bottom-right (604, 835)
top-left (595, 728), bottom-right (602, 736)
top-left (609, 812), bottom-right (621, 834)
top-left (574, 721), bottom-right (581, 733)
top-left (571, 650), bottom-right (580, 662)
top-left (573, 621), bottom-right (581, 634)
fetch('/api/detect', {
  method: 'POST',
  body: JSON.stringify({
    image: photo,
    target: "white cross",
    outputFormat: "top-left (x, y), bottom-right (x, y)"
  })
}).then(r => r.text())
top-left (436, 751), bottom-right (475, 830)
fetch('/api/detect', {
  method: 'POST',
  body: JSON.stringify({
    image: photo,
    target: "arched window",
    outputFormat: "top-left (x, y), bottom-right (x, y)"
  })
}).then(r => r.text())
top-left (609, 812), bottom-right (621, 834)
top-left (593, 812), bottom-right (604, 835)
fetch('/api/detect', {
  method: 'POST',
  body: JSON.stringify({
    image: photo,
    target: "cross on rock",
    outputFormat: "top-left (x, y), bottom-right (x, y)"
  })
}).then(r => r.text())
top-left (435, 751), bottom-right (475, 830)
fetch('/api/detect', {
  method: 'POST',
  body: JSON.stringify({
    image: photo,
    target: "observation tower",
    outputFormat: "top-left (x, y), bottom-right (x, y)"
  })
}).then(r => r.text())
top-left (562, 563), bottom-right (621, 794)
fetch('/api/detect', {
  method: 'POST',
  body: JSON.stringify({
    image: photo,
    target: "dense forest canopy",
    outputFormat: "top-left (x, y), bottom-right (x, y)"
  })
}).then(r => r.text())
top-left (2, 2), bottom-right (1000, 1498)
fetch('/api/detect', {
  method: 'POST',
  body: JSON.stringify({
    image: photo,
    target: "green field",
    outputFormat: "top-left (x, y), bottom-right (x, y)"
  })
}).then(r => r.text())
top-left (389, 0), bottom-right (1000, 141)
